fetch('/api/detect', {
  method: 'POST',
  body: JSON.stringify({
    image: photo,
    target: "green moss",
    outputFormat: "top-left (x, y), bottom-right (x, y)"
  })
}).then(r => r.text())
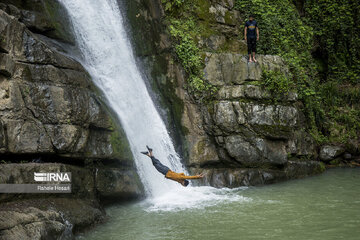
top-left (123, 0), bottom-right (160, 57)
top-left (216, 38), bottom-right (247, 54)
top-left (194, 0), bottom-right (212, 21)
top-left (41, 0), bottom-right (74, 43)
top-left (224, 11), bottom-right (236, 26)
top-left (84, 71), bottom-right (134, 162)
top-left (195, 139), bottom-right (205, 155)
top-left (162, 2), bottom-right (218, 101)
top-left (109, 117), bottom-right (133, 161)
top-left (197, 21), bottom-right (217, 39)
top-left (319, 162), bottom-right (326, 173)
top-left (329, 159), bottom-right (341, 165)
top-left (255, 124), bottom-right (292, 139)
top-left (260, 69), bottom-right (294, 103)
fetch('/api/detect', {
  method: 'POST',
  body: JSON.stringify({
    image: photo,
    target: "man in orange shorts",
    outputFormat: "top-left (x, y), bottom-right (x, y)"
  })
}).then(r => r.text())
top-left (141, 146), bottom-right (204, 187)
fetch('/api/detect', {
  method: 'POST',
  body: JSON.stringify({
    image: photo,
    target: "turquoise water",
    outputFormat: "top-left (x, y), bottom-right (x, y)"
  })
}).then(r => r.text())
top-left (77, 168), bottom-right (360, 240)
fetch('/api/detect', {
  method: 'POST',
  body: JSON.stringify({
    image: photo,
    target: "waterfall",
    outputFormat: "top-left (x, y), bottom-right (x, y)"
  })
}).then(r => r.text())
top-left (57, 0), bottom-right (187, 197)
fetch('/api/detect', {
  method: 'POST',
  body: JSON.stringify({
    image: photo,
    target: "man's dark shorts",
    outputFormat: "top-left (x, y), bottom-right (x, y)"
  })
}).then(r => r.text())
top-left (247, 38), bottom-right (256, 54)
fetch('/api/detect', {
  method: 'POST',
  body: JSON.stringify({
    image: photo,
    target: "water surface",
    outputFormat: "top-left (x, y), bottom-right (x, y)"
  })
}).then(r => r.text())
top-left (77, 168), bottom-right (360, 240)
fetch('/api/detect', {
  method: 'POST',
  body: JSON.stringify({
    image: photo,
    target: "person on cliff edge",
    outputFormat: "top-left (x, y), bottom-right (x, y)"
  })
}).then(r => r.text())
top-left (141, 145), bottom-right (204, 187)
top-left (244, 14), bottom-right (259, 63)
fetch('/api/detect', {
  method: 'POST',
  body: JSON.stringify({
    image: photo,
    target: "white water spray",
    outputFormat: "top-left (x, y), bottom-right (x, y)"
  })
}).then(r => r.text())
top-left (59, 0), bottom-right (245, 209)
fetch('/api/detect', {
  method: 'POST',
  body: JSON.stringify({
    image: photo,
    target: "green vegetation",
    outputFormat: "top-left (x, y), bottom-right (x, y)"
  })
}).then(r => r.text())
top-left (235, 0), bottom-right (323, 142)
top-left (109, 120), bottom-right (133, 161)
top-left (305, 0), bottom-right (360, 84)
top-left (260, 69), bottom-right (294, 102)
top-left (235, 0), bottom-right (360, 145)
top-left (161, 0), bottom-right (184, 12)
top-left (161, 1), bottom-right (217, 101)
top-left (161, 0), bottom-right (359, 146)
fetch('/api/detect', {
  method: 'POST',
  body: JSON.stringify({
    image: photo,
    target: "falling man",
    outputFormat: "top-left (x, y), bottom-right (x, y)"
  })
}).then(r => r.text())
top-left (141, 146), bottom-right (204, 187)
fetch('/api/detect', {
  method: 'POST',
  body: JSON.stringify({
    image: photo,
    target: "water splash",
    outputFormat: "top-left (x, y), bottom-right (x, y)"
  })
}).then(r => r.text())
top-left (143, 187), bottom-right (251, 212)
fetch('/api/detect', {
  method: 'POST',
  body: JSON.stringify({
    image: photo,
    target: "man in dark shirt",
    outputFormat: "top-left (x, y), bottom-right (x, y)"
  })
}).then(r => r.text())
top-left (244, 14), bottom-right (259, 62)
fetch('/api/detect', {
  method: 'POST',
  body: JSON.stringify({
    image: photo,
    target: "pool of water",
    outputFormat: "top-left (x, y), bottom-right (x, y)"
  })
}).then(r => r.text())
top-left (77, 168), bottom-right (360, 240)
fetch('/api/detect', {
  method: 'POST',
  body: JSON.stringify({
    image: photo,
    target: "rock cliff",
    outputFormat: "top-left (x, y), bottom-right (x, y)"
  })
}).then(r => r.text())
top-left (0, 1), bottom-right (143, 239)
top-left (123, 0), bottom-right (327, 187)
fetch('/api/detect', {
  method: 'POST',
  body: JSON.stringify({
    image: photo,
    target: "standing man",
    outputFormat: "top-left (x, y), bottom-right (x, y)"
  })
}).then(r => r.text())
top-left (244, 14), bottom-right (259, 62)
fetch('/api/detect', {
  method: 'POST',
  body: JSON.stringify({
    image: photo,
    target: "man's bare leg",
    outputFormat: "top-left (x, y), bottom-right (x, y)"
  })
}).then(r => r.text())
top-left (252, 52), bottom-right (257, 62)
top-left (248, 54), bottom-right (253, 62)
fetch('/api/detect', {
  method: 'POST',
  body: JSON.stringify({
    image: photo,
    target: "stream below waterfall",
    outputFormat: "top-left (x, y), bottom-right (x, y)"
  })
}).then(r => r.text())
top-left (77, 168), bottom-right (360, 240)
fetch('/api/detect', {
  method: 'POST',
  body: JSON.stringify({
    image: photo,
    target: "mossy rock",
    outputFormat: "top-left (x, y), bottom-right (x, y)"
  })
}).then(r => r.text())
top-left (254, 124), bottom-right (293, 140)
top-left (41, 0), bottom-right (74, 43)
top-left (0, 0), bottom-right (75, 43)
top-left (108, 114), bottom-right (133, 163)
top-left (194, 0), bottom-right (212, 21)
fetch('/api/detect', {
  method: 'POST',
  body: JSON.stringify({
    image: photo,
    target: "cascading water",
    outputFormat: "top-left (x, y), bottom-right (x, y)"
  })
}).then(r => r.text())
top-left (58, 0), bottom-right (185, 197)
top-left (59, 0), bottom-right (244, 210)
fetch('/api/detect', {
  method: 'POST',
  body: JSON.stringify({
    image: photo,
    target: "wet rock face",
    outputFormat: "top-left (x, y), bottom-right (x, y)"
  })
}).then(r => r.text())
top-left (0, 8), bottom-right (131, 161)
top-left (0, 5), bottom-right (143, 238)
top-left (188, 53), bottom-right (321, 184)
top-left (0, 206), bottom-right (68, 240)
top-left (193, 53), bottom-right (316, 170)
top-left (0, 0), bottom-right (74, 43)
top-left (0, 163), bottom-right (142, 202)
top-left (95, 168), bottom-right (144, 203)
top-left (191, 160), bottom-right (323, 188)
top-left (125, 0), bottom-right (324, 187)
top-left (0, 198), bottom-right (105, 240)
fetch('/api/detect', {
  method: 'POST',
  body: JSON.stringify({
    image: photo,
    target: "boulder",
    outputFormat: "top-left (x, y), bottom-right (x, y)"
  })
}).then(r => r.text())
top-left (0, 206), bottom-right (66, 240)
top-left (95, 168), bottom-right (144, 202)
top-left (319, 145), bottom-right (345, 162)
top-left (223, 135), bottom-right (287, 166)
top-left (0, 198), bottom-right (104, 239)
top-left (214, 101), bottom-right (238, 132)
top-left (343, 153), bottom-right (352, 160)
top-left (224, 135), bottom-right (262, 165)
top-left (186, 136), bottom-right (220, 167)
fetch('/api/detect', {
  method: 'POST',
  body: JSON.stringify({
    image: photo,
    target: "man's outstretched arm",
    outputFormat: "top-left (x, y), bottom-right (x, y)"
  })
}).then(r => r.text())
top-left (179, 173), bottom-right (204, 180)
top-left (244, 26), bottom-right (247, 41)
